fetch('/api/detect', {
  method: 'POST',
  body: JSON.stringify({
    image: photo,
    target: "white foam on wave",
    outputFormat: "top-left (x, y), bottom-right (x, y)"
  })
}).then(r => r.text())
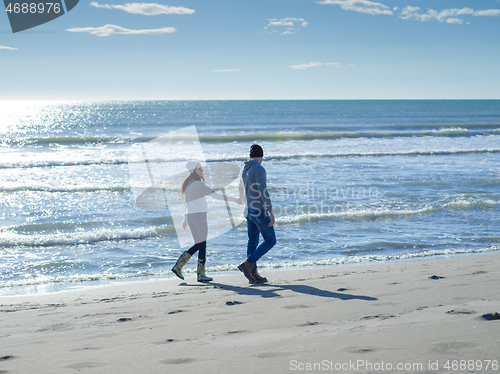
top-left (255, 245), bottom-right (500, 270)
top-left (0, 224), bottom-right (175, 247)
top-left (275, 206), bottom-right (436, 224)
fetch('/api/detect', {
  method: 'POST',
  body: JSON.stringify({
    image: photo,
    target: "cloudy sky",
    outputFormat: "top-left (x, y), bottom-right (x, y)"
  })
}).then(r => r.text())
top-left (1, 0), bottom-right (499, 100)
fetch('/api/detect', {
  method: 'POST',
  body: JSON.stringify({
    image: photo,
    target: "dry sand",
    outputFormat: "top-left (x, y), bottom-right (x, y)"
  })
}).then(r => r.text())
top-left (1, 253), bottom-right (499, 374)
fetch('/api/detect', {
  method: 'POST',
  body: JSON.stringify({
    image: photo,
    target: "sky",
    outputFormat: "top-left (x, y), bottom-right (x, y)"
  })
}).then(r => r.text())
top-left (1, 0), bottom-right (499, 100)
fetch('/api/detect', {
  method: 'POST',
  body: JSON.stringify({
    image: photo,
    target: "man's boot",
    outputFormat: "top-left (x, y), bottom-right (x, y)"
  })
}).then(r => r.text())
top-left (238, 260), bottom-right (256, 284)
top-left (252, 269), bottom-right (268, 283)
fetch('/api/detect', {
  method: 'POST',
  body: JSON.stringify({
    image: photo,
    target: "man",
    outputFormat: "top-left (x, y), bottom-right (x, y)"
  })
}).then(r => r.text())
top-left (237, 144), bottom-right (276, 284)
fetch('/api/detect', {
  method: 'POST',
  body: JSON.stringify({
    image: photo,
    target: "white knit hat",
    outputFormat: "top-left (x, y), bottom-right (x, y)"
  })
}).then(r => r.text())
top-left (186, 161), bottom-right (200, 174)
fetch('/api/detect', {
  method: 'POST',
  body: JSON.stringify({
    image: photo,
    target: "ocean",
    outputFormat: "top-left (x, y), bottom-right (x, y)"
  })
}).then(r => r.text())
top-left (1, 100), bottom-right (499, 295)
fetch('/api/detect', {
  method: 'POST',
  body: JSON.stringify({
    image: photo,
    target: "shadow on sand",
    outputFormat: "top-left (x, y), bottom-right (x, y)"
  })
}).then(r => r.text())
top-left (180, 282), bottom-right (377, 301)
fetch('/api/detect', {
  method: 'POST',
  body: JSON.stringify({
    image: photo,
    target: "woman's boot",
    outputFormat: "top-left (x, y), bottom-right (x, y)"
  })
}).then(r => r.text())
top-left (171, 251), bottom-right (191, 280)
top-left (197, 259), bottom-right (213, 282)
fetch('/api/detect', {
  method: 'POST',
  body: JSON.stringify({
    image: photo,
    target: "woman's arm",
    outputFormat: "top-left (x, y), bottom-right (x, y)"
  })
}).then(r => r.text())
top-left (194, 181), bottom-right (237, 202)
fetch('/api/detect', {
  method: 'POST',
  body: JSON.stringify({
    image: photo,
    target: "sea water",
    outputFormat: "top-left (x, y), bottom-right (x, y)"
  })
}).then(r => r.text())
top-left (1, 100), bottom-right (499, 295)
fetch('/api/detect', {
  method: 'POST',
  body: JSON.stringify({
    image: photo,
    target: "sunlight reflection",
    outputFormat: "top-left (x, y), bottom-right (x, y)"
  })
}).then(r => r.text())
top-left (0, 101), bottom-right (75, 136)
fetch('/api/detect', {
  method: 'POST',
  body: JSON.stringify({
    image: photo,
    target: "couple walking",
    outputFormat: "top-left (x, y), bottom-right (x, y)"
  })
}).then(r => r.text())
top-left (171, 144), bottom-right (276, 284)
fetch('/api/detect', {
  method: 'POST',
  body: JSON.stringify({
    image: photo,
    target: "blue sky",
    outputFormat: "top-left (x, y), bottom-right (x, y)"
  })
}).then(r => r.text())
top-left (1, 0), bottom-right (499, 100)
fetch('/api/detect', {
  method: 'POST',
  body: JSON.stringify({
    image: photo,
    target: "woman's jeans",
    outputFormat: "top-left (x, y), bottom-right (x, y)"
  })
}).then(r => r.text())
top-left (246, 209), bottom-right (276, 270)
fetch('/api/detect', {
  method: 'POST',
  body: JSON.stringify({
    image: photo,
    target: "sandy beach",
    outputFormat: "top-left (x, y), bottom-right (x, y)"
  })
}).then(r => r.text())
top-left (1, 253), bottom-right (499, 374)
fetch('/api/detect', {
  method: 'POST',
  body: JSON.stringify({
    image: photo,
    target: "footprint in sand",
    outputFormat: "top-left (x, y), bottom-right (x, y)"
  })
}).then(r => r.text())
top-left (153, 339), bottom-right (175, 345)
top-left (225, 301), bottom-right (243, 306)
top-left (345, 347), bottom-right (377, 354)
top-left (446, 309), bottom-right (476, 315)
top-left (64, 362), bottom-right (106, 369)
top-left (298, 321), bottom-right (321, 327)
top-left (257, 352), bottom-right (288, 358)
top-left (168, 310), bottom-right (184, 314)
top-left (433, 341), bottom-right (477, 354)
top-left (283, 304), bottom-right (310, 309)
top-left (161, 358), bottom-right (196, 365)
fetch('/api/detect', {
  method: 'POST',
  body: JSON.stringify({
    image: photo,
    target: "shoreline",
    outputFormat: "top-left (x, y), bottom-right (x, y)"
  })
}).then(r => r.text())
top-left (1, 249), bottom-right (499, 297)
top-left (1, 252), bottom-right (499, 373)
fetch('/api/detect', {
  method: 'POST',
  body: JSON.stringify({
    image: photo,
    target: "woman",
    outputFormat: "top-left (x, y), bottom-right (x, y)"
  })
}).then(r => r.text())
top-left (172, 161), bottom-right (240, 282)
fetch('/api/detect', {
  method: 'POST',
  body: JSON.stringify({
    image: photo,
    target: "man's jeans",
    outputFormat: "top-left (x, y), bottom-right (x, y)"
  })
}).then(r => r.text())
top-left (246, 209), bottom-right (276, 270)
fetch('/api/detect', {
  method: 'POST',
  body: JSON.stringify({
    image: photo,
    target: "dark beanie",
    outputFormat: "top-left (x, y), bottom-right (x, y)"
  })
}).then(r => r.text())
top-left (249, 144), bottom-right (264, 158)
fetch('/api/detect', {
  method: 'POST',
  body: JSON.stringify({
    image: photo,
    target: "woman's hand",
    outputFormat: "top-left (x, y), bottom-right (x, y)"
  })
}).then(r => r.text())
top-left (235, 197), bottom-right (243, 205)
top-left (182, 222), bottom-right (187, 230)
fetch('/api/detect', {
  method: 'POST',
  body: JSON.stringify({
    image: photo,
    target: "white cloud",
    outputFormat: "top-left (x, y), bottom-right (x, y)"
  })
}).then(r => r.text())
top-left (317, 0), bottom-right (500, 24)
top-left (290, 62), bottom-right (323, 69)
top-left (214, 69), bottom-right (241, 73)
top-left (473, 9), bottom-right (500, 16)
top-left (399, 6), bottom-right (500, 24)
top-left (66, 24), bottom-right (177, 37)
top-left (317, 0), bottom-right (393, 16)
top-left (400, 5), bottom-right (420, 20)
top-left (290, 62), bottom-right (341, 69)
top-left (0, 46), bottom-right (17, 50)
top-left (265, 17), bottom-right (308, 34)
top-left (269, 21), bottom-right (294, 27)
top-left (90, 2), bottom-right (195, 15)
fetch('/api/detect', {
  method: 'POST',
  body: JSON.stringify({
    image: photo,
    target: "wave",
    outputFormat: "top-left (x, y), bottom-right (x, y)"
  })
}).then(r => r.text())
top-left (0, 184), bottom-right (130, 193)
top-left (0, 207), bottom-right (434, 248)
top-left (258, 245), bottom-right (500, 269)
top-left (0, 224), bottom-right (176, 247)
top-left (0, 269), bottom-right (170, 291)
top-left (3, 147), bottom-right (500, 170)
top-left (0, 157), bottom-right (131, 169)
top-left (2, 136), bottom-right (145, 146)
top-left (275, 206), bottom-right (437, 224)
top-left (274, 196), bottom-right (499, 225)
top-left (1, 200), bottom-right (493, 247)
top-left (444, 196), bottom-right (500, 210)
top-left (3, 126), bottom-right (500, 147)
top-left (263, 148), bottom-right (500, 161)
top-left (384, 122), bottom-right (500, 130)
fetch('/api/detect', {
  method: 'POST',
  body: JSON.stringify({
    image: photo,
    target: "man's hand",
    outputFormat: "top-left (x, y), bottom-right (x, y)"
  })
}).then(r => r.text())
top-left (235, 197), bottom-right (243, 205)
top-left (268, 211), bottom-right (275, 227)
top-left (182, 222), bottom-right (188, 230)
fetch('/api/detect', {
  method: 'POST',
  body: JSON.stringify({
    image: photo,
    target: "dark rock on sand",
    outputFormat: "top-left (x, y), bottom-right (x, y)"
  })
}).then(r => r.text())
top-left (429, 275), bottom-right (445, 280)
top-left (482, 313), bottom-right (500, 321)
